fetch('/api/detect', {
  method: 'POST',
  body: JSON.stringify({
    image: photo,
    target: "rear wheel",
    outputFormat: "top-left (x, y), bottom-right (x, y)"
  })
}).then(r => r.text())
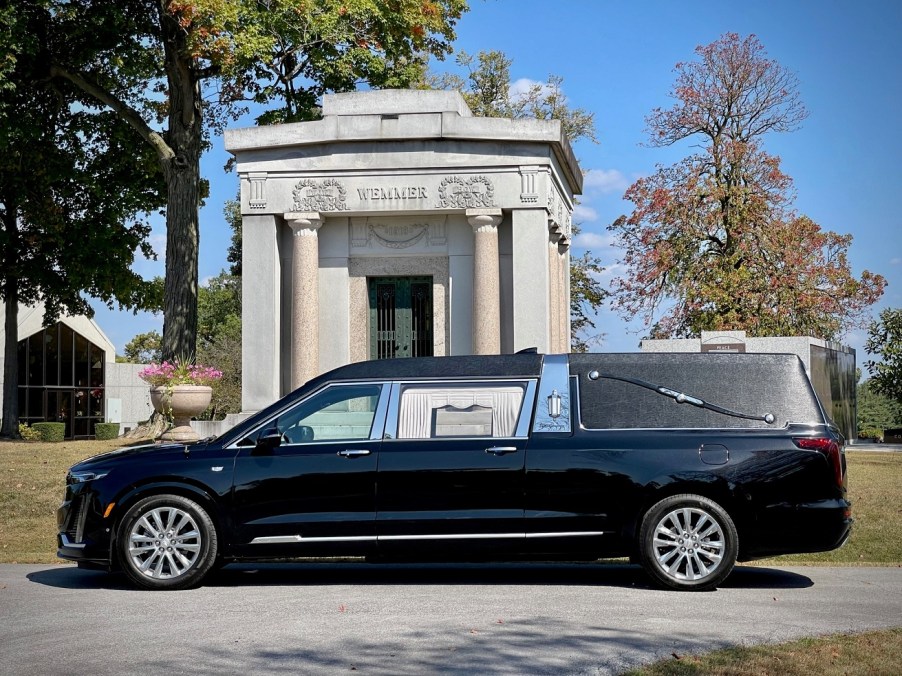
top-left (638, 494), bottom-right (737, 591)
top-left (118, 494), bottom-right (218, 590)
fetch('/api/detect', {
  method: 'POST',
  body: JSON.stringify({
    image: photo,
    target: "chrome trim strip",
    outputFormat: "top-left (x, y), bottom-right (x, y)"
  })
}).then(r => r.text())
top-left (250, 535), bottom-right (377, 544)
top-left (249, 531), bottom-right (606, 544)
top-left (515, 379), bottom-right (538, 437)
top-left (525, 531), bottom-right (605, 539)
top-left (59, 533), bottom-right (86, 549)
top-left (379, 533), bottom-right (523, 541)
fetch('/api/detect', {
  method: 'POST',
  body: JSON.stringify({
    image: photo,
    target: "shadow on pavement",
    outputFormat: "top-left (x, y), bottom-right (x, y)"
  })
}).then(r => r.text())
top-left (26, 561), bottom-right (812, 591)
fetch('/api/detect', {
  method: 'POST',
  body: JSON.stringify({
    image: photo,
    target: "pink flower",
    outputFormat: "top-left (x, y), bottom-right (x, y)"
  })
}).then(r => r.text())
top-left (138, 358), bottom-right (223, 386)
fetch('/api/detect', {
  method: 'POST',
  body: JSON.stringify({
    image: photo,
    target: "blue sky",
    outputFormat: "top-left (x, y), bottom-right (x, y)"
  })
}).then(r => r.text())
top-left (91, 0), bottom-right (902, 362)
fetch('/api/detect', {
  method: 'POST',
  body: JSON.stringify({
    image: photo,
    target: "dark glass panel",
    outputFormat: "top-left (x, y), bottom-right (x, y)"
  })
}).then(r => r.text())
top-left (74, 334), bottom-right (89, 387)
top-left (73, 389), bottom-right (89, 418)
top-left (18, 387), bottom-right (26, 416)
top-left (28, 333), bottom-right (43, 386)
top-left (17, 338), bottom-right (27, 386)
top-left (89, 344), bottom-right (104, 388)
top-left (59, 324), bottom-right (74, 387)
top-left (45, 324), bottom-right (59, 386)
top-left (90, 389), bottom-right (103, 417)
top-left (59, 391), bottom-right (72, 438)
top-left (28, 388), bottom-right (43, 418)
top-left (74, 418), bottom-right (89, 438)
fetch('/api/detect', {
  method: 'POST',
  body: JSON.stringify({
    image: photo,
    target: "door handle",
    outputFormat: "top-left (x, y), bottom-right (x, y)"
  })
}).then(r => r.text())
top-left (337, 449), bottom-right (372, 458)
top-left (485, 446), bottom-right (518, 456)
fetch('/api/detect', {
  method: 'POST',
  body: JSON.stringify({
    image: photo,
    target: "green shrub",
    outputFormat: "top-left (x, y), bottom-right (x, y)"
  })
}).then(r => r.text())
top-left (94, 422), bottom-right (120, 440)
top-left (17, 423), bottom-right (43, 441)
top-left (859, 427), bottom-right (884, 442)
top-left (31, 422), bottom-right (65, 443)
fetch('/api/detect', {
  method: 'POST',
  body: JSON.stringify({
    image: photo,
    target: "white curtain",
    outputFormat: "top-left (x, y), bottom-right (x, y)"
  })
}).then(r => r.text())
top-left (398, 386), bottom-right (525, 439)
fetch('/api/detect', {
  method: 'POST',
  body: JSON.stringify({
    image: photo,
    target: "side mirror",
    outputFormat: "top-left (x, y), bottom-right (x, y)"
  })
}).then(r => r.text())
top-left (254, 428), bottom-right (283, 454)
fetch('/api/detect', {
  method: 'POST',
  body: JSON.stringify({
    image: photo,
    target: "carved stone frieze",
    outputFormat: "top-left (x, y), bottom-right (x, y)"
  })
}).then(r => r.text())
top-left (437, 175), bottom-right (496, 209)
top-left (292, 177), bottom-right (349, 212)
top-left (350, 217), bottom-right (448, 251)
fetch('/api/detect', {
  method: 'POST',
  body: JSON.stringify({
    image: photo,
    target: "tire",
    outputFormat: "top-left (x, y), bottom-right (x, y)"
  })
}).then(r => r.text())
top-left (638, 494), bottom-right (738, 591)
top-left (117, 494), bottom-right (218, 590)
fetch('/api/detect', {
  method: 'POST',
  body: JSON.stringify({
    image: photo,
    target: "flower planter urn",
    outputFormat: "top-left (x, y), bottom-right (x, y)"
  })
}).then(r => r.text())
top-left (150, 385), bottom-right (212, 442)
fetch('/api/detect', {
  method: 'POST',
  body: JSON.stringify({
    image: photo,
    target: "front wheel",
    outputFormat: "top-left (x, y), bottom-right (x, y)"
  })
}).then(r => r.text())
top-left (117, 494), bottom-right (218, 590)
top-left (638, 494), bottom-right (738, 591)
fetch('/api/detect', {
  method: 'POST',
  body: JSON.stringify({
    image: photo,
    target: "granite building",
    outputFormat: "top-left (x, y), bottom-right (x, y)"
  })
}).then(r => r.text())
top-left (225, 90), bottom-right (581, 413)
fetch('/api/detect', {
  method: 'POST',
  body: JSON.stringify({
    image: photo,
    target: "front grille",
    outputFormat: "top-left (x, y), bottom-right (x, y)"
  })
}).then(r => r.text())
top-left (65, 495), bottom-right (88, 544)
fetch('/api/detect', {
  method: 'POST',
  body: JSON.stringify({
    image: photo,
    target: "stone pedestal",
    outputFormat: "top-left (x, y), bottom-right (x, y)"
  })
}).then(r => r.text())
top-left (150, 385), bottom-right (212, 443)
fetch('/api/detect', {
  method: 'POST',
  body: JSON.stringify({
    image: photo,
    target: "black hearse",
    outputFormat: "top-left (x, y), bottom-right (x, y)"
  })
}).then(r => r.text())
top-left (58, 352), bottom-right (851, 591)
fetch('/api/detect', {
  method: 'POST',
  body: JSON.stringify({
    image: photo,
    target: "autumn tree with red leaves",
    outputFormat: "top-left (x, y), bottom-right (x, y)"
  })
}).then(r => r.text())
top-left (609, 33), bottom-right (885, 340)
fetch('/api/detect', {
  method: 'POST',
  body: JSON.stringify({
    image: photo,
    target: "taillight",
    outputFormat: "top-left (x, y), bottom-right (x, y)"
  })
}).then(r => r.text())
top-left (793, 437), bottom-right (844, 489)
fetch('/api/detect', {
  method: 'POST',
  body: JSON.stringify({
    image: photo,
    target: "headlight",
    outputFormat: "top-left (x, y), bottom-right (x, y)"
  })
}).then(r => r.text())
top-left (67, 469), bottom-right (111, 484)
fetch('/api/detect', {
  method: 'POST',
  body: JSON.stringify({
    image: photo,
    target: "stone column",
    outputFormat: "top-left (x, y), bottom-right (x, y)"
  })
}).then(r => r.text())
top-left (558, 236), bottom-right (571, 352)
top-left (285, 212), bottom-right (323, 388)
top-left (467, 208), bottom-right (503, 355)
top-left (548, 230), bottom-right (562, 352)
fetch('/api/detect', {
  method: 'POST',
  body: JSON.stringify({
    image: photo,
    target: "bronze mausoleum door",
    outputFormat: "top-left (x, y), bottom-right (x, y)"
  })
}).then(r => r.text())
top-left (368, 277), bottom-right (433, 359)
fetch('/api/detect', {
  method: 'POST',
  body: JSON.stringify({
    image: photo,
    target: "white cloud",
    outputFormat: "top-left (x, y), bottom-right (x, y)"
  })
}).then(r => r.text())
top-left (572, 231), bottom-right (611, 249)
top-left (583, 168), bottom-right (630, 195)
top-left (509, 77), bottom-right (553, 101)
top-left (573, 204), bottom-right (598, 222)
top-left (891, 257), bottom-right (901, 265)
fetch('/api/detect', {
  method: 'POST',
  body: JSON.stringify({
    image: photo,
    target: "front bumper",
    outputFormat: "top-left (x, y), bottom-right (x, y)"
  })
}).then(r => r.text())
top-left (56, 487), bottom-right (113, 567)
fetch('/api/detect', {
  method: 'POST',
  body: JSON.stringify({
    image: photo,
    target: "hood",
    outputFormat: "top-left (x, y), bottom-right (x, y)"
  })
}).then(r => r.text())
top-left (71, 440), bottom-right (210, 470)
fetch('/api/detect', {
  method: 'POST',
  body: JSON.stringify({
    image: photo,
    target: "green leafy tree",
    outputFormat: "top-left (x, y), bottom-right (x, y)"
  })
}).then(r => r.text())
top-left (224, 197), bottom-right (242, 277)
top-left (0, 4), bottom-right (161, 438)
top-left (196, 273), bottom-right (241, 419)
top-left (865, 308), bottom-right (902, 404)
top-left (431, 49), bottom-right (599, 143)
top-left (857, 378), bottom-right (902, 436)
top-left (123, 331), bottom-right (163, 364)
top-left (609, 33), bottom-right (885, 339)
top-left (431, 50), bottom-right (606, 349)
top-left (40, 0), bottom-right (466, 362)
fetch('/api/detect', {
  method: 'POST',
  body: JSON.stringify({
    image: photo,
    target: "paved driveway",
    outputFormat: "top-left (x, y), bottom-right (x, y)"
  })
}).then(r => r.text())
top-left (1, 562), bottom-right (900, 675)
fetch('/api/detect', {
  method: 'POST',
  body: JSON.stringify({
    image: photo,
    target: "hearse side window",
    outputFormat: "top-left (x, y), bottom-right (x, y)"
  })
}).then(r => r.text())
top-left (274, 384), bottom-right (383, 444)
top-left (397, 383), bottom-right (526, 439)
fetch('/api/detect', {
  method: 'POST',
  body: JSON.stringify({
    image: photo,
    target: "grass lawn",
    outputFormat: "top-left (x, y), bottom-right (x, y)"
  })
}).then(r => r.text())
top-left (623, 627), bottom-right (902, 675)
top-left (0, 437), bottom-right (148, 563)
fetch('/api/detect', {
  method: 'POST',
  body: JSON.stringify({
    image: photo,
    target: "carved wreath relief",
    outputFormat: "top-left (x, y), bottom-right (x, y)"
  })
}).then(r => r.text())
top-left (437, 176), bottom-right (496, 209)
top-left (292, 178), bottom-right (349, 212)
top-left (351, 219), bottom-right (447, 251)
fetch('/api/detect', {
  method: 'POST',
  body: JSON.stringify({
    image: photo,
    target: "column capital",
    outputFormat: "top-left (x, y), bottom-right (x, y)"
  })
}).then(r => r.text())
top-left (467, 208), bottom-right (502, 232)
top-left (285, 212), bottom-right (323, 235)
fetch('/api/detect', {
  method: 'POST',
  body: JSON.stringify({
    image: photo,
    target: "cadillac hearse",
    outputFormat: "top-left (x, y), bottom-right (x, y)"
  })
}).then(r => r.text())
top-left (58, 352), bottom-right (851, 591)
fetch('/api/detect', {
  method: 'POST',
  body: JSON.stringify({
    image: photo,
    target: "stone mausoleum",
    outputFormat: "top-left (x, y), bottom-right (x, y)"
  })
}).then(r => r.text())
top-left (225, 90), bottom-right (581, 413)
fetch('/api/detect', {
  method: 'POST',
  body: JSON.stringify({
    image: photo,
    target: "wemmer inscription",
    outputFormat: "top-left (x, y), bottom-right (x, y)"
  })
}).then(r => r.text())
top-left (357, 186), bottom-right (428, 201)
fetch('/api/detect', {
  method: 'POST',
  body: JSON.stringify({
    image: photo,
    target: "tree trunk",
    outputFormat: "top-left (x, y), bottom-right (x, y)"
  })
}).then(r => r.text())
top-left (1, 276), bottom-right (19, 439)
top-left (159, 12), bottom-right (202, 363)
